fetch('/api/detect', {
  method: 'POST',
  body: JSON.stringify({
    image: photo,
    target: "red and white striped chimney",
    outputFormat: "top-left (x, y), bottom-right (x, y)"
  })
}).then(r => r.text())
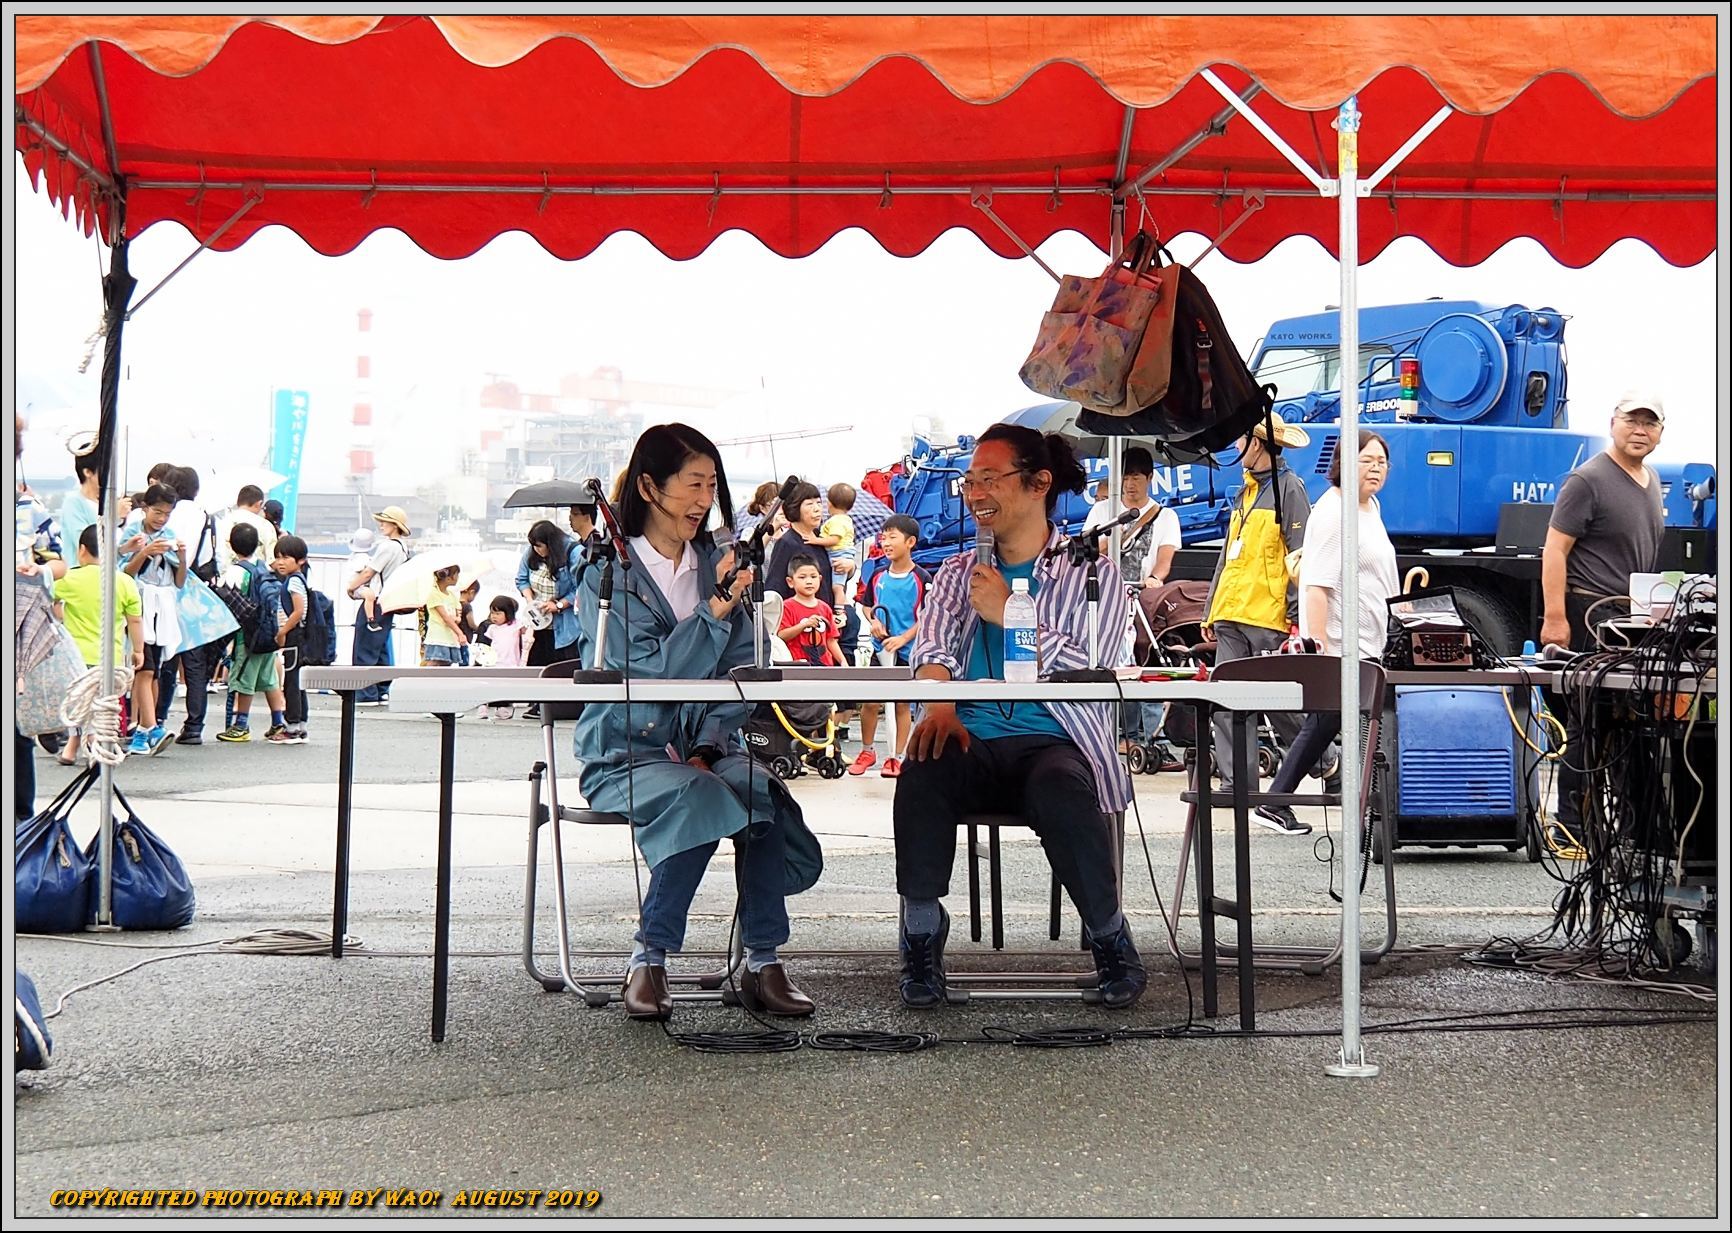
top-left (350, 307), bottom-right (375, 489)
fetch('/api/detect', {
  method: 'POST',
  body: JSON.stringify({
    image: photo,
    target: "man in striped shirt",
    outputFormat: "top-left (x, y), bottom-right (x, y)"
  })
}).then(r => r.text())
top-left (894, 423), bottom-right (1146, 1010)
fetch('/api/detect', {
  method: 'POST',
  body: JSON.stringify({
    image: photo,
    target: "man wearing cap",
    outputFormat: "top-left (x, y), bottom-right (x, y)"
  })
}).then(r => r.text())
top-left (347, 506), bottom-right (413, 705)
top-left (1202, 414), bottom-right (1313, 796)
top-left (1540, 389), bottom-right (1667, 845)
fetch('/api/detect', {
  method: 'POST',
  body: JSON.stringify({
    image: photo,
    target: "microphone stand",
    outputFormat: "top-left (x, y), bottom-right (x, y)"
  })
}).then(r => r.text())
top-left (577, 483), bottom-right (631, 684)
top-left (730, 520), bottom-right (782, 682)
top-left (1047, 532), bottom-right (1115, 684)
top-left (578, 533), bottom-right (622, 682)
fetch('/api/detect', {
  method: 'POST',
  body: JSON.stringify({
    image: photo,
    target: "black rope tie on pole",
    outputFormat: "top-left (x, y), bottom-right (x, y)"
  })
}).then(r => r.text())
top-left (94, 232), bottom-right (136, 510)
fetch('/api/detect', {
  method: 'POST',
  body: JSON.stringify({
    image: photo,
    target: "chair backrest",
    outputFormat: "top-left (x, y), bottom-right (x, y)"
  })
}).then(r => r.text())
top-left (540, 658), bottom-right (586, 723)
top-left (1210, 653), bottom-right (1387, 718)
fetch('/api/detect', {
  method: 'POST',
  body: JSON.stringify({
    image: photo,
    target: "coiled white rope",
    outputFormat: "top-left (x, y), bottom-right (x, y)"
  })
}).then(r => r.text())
top-left (53, 500), bottom-right (141, 767)
top-left (61, 663), bottom-right (135, 767)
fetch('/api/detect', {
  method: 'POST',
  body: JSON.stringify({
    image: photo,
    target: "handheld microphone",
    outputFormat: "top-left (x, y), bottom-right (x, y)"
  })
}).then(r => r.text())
top-left (974, 524), bottom-right (995, 567)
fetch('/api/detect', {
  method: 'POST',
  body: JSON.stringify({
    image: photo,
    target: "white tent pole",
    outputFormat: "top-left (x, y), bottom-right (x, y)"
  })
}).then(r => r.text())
top-left (94, 420), bottom-right (120, 929)
top-left (90, 42), bottom-right (125, 932)
top-left (1326, 94), bottom-right (1375, 1080)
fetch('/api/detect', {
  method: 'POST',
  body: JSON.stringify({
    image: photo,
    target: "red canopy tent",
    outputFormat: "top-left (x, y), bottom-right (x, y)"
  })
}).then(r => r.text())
top-left (14, 14), bottom-right (1719, 1063)
top-left (16, 14), bottom-right (1716, 267)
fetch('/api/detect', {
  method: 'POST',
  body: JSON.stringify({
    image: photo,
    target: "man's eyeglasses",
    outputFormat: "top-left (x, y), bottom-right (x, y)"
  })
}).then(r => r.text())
top-left (1616, 413), bottom-right (1662, 430)
top-left (959, 469), bottom-right (1028, 495)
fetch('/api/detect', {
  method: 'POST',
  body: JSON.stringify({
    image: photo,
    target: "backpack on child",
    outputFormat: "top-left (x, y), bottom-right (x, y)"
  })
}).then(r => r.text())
top-left (243, 562), bottom-right (285, 654)
top-left (210, 570), bottom-right (261, 632)
top-left (299, 576), bottom-right (337, 667)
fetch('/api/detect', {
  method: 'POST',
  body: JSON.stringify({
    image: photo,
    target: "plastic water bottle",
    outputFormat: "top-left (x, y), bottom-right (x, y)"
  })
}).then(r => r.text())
top-left (1003, 578), bottom-right (1039, 682)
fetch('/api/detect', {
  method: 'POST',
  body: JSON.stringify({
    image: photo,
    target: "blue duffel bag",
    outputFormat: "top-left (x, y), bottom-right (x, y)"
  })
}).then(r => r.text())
top-left (85, 784), bottom-right (196, 931)
top-left (15, 767), bottom-right (97, 933)
top-left (15, 971), bottom-right (54, 1070)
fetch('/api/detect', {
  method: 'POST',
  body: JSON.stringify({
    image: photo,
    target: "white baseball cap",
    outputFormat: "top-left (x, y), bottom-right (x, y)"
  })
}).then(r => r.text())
top-left (1613, 389), bottom-right (1665, 423)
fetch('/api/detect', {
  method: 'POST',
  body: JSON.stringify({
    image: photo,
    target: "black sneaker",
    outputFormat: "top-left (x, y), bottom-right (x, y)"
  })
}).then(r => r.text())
top-left (898, 906), bottom-right (950, 1009)
top-left (524, 704), bottom-right (541, 721)
top-left (1254, 804), bottom-right (1312, 835)
top-left (177, 729), bottom-right (204, 747)
top-left (1089, 922), bottom-right (1148, 1009)
top-left (1321, 770), bottom-right (1342, 797)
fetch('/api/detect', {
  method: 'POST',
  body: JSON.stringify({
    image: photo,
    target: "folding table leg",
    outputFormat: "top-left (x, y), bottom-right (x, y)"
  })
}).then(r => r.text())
top-left (432, 712), bottom-right (456, 1043)
top-left (1194, 701), bottom-right (1219, 1019)
top-left (1231, 711), bottom-right (1256, 1030)
top-left (332, 689), bottom-right (357, 959)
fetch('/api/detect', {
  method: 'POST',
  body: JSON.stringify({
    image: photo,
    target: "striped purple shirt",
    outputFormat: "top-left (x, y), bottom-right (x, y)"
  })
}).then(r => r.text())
top-left (911, 524), bottom-right (1133, 813)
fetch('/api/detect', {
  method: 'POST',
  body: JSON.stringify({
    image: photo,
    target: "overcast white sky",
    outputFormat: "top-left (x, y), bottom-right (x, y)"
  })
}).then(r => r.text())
top-left (12, 158), bottom-right (1718, 501)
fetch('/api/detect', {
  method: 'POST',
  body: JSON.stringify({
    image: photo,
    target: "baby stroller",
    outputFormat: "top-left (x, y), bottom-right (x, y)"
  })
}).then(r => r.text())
top-left (740, 591), bottom-right (848, 780)
top-left (743, 700), bottom-right (847, 780)
top-left (1131, 580), bottom-right (1281, 778)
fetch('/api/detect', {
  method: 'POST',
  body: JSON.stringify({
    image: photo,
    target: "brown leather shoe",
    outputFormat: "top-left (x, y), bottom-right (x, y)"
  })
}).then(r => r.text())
top-left (621, 964), bottom-right (672, 1020)
top-left (739, 963), bottom-right (816, 1017)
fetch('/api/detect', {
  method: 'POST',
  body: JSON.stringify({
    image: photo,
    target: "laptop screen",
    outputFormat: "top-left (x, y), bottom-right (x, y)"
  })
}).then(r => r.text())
top-left (1495, 502), bottom-right (1553, 553)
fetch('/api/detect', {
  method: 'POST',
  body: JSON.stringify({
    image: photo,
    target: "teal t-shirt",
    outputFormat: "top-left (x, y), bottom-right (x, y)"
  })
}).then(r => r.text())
top-left (955, 558), bottom-right (1067, 742)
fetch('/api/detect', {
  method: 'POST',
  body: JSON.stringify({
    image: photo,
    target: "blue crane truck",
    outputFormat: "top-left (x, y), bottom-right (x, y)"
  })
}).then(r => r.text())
top-left (870, 300), bottom-right (1717, 653)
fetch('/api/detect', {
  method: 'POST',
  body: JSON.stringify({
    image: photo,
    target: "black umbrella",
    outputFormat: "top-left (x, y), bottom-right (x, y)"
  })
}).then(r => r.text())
top-left (503, 480), bottom-right (594, 509)
top-left (1013, 401), bottom-right (1223, 466)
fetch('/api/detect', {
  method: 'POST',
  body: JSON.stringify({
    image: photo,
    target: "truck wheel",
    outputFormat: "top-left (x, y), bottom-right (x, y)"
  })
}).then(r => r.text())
top-left (1451, 586), bottom-right (1524, 659)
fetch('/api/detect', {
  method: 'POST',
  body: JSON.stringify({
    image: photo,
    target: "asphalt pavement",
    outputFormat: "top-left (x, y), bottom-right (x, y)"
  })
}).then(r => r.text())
top-left (12, 695), bottom-right (1722, 1220)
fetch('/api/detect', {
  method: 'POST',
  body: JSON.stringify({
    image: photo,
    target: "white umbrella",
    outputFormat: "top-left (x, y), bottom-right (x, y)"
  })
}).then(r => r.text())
top-left (376, 549), bottom-right (499, 613)
top-left (205, 465), bottom-right (288, 503)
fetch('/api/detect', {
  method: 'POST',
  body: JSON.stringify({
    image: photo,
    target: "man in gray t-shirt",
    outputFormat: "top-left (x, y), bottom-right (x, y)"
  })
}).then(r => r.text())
top-left (1541, 390), bottom-right (1667, 651)
top-left (1540, 389), bottom-right (1666, 842)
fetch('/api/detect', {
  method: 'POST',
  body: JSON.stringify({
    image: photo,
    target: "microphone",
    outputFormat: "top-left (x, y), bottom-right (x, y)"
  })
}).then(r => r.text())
top-left (585, 477), bottom-right (633, 569)
top-left (716, 474), bottom-right (802, 601)
top-left (974, 524), bottom-right (995, 567)
top-left (1105, 506), bottom-right (1143, 528)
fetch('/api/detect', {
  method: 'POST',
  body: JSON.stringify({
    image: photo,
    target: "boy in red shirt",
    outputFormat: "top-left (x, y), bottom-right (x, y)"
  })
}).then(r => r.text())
top-left (777, 554), bottom-right (843, 667)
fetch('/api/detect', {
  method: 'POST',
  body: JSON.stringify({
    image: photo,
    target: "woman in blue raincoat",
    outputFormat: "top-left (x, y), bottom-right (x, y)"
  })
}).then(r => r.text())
top-left (572, 423), bottom-right (824, 1021)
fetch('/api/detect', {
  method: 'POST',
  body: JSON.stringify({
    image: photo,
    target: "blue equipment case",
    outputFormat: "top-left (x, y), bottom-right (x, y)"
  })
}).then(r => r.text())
top-left (1380, 686), bottom-right (1542, 860)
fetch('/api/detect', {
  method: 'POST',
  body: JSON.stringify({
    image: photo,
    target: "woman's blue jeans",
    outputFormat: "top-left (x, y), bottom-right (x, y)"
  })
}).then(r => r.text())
top-left (635, 822), bottom-right (790, 955)
top-left (352, 618), bottom-right (393, 702)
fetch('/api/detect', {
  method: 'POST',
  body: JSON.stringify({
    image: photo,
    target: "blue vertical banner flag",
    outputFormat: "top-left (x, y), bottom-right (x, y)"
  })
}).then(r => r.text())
top-left (270, 389), bottom-right (309, 531)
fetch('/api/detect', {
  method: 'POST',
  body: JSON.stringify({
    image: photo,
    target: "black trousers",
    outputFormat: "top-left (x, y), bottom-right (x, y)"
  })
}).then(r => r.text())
top-left (1551, 591), bottom-right (1625, 828)
top-left (893, 734), bottom-right (1120, 931)
top-left (282, 642), bottom-right (308, 726)
top-left (527, 627), bottom-right (578, 668)
top-left (15, 726), bottom-right (36, 822)
top-left (156, 639), bottom-right (220, 733)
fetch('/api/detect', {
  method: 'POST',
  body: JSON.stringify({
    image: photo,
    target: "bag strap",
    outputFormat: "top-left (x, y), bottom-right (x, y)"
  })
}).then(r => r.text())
top-left (21, 765), bottom-right (100, 834)
top-left (193, 513), bottom-right (215, 568)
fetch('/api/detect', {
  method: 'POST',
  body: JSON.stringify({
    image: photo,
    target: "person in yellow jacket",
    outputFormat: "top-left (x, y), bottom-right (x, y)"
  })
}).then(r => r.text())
top-left (1202, 413), bottom-right (1312, 791)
